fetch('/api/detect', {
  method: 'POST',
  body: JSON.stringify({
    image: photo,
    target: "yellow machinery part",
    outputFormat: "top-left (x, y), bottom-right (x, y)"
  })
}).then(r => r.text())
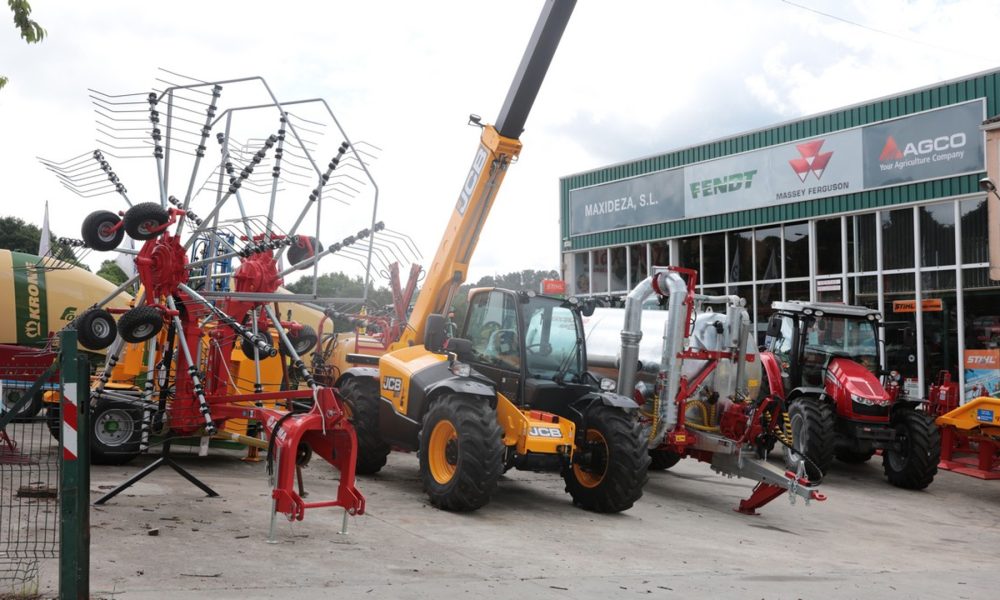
top-left (495, 393), bottom-right (575, 457)
top-left (936, 396), bottom-right (1000, 438)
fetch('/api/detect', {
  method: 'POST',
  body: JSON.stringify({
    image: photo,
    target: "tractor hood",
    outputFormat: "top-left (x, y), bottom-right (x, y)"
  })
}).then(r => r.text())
top-left (825, 357), bottom-right (890, 402)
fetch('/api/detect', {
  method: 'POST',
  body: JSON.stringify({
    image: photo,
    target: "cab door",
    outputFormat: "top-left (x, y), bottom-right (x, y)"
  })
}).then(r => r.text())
top-left (461, 290), bottom-right (522, 403)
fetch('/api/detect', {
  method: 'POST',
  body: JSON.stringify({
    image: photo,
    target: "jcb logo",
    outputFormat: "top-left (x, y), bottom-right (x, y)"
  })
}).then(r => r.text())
top-left (455, 146), bottom-right (488, 216)
top-left (382, 376), bottom-right (403, 393)
top-left (528, 426), bottom-right (562, 438)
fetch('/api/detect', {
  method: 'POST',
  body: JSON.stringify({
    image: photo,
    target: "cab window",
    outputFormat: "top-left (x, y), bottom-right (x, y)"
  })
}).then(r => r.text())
top-left (465, 291), bottom-right (520, 370)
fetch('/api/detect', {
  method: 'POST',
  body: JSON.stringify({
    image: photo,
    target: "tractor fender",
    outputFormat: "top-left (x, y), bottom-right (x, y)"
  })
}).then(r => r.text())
top-left (572, 390), bottom-right (639, 412)
top-left (758, 352), bottom-right (785, 400)
top-left (786, 387), bottom-right (830, 404)
top-left (337, 366), bottom-right (378, 386)
top-left (425, 376), bottom-right (496, 403)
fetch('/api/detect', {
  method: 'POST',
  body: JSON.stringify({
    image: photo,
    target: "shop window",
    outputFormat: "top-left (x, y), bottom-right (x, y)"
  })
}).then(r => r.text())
top-left (573, 253), bottom-right (590, 295)
top-left (651, 241), bottom-right (670, 270)
top-left (591, 250), bottom-right (608, 294)
top-left (921, 268), bottom-right (956, 293)
top-left (854, 213), bottom-right (878, 272)
top-left (702, 233), bottom-right (725, 284)
top-left (610, 246), bottom-right (628, 292)
top-left (964, 282), bottom-right (1000, 351)
top-left (628, 244), bottom-right (648, 288)
top-left (755, 227), bottom-right (781, 281)
top-left (815, 218), bottom-right (842, 275)
top-left (783, 222), bottom-right (809, 278)
top-left (921, 289), bottom-right (958, 383)
top-left (816, 277), bottom-right (844, 304)
top-left (785, 280), bottom-right (810, 302)
top-left (882, 208), bottom-right (915, 270)
top-left (960, 198), bottom-right (988, 265)
top-left (852, 275), bottom-right (877, 309)
top-left (919, 203), bottom-right (957, 267)
top-left (883, 272), bottom-right (918, 382)
top-left (677, 237), bottom-right (698, 271)
top-left (727, 230), bottom-right (753, 284)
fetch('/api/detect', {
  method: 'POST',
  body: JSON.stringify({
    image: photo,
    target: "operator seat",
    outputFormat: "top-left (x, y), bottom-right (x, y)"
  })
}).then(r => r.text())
top-left (486, 329), bottom-right (519, 368)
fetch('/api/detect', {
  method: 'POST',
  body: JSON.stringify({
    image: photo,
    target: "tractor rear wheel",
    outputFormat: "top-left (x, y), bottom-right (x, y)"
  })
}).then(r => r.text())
top-left (782, 397), bottom-right (834, 481)
top-left (648, 448), bottom-right (682, 470)
top-left (418, 393), bottom-right (503, 511)
top-left (835, 448), bottom-right (876, 464)
top-left (564, 405), bottom-right (650, 513)
top-left (883, 409), bottom-right (940, 490)
top-left (339, 377), bottom-right (390, 475)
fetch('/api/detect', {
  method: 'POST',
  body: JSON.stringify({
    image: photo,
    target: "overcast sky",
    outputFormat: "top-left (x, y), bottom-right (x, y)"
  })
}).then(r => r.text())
top-left (2, 0), bottom-right (1000, 287)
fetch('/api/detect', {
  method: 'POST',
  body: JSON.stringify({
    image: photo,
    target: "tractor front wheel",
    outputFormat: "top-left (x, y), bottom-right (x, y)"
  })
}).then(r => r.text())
top-left (883, 409), bottom-right (940, 490)
top-left (418, 394), bottom-right (503, 512)
top-left (339, 377), bottom-right (390, 475)
top-left (782, 397), bottom-right (835, 481)
top-left (564, 405), bottom-right (650, 513)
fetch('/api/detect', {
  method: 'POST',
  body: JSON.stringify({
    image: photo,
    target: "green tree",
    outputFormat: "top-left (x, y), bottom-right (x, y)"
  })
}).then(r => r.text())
top-left (286, 272), bottom-right (394, 333)
top-left (0, 215), bottom-right (82, 265)
top-left (2, 0), bottom-right (47, 90)
top-left (96, 259), bottom-right (128, 285)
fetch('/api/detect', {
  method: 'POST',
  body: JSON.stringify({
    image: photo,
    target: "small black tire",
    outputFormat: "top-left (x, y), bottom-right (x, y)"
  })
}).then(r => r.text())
top-left (418, 393), bottom-right (503, 512)
top-left (240, 332), bottom-right (274, 360)
top-left (123, 202), bottom-right (170, 241)
top-left (287, 236), bottom-right (324, 267)
top-left (649, 448), bottom-right (682, 470)
top-left (1, 384), bottom-right (44, 421)
top-left (836, 449), bottom-right (876, 464)
top-left (117, 305), bottom-right (163, 343)
top-left (340, 377), bottom-right (390, 475)
top-left (563, 405), bottom-right (650, 513)
top-left (782, 397), bottom-right (835, 481)
top-left (81, 210), bottom-right (124, 251)
top-left (883, 409), bottom-right (940, 490)
top-left (76, 308), bottom-right (118, 350)
top-left (90, 400), bottom-right (142, 465)
top-left (282, 324), bottom-right (318, 357)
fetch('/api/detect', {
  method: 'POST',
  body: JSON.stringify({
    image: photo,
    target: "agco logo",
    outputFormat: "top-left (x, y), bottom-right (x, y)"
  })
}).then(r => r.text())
top-left (382, 376), bottom-right (403, 393)
top-left (789, 139), bottom-right (833, 182)
top-left (528, 426), bottom-right (562, 438)
top-left (879, 133), bottom-right (966, 161)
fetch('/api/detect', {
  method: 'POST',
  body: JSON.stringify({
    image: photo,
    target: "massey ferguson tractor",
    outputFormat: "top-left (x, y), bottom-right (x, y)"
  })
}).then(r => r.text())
top-left (760, 301), bottom-right (940, 489)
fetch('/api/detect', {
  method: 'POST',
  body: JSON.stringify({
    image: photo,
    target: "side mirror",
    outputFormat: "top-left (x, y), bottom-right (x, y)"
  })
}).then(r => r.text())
top-left (445, 337), bottom-right (473, 362)
top-left (580, 298), bottom-right (597, 317)
top-left (765, 317), bottom-right (782, 339)
top-left (424, 313), bottom-right (447, 353)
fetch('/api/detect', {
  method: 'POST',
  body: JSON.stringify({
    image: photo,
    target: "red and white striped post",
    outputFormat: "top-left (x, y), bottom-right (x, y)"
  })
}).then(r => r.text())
top-left (61, 381), bottom-right (78, 461)
top-left (59, 329), bottom-right (89, 599)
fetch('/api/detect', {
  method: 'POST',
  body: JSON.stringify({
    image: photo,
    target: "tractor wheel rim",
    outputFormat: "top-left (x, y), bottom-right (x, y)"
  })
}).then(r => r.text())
top-left (133, 322), bottom-right (155, 339)
top-left (95, 409), bottom-right (134, 446)
top-left (98, 222), bottom-right (116, 242)
top-left (428, 420), bottom-right (458, 484)
top-left (92, 318), bottom-right (111, 338)
top-left (573, 429), bottom-right (609, 489)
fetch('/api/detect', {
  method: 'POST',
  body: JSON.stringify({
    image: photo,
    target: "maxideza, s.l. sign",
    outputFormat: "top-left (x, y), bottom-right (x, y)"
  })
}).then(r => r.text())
top-left (568, 168), bottom-right (684, 236)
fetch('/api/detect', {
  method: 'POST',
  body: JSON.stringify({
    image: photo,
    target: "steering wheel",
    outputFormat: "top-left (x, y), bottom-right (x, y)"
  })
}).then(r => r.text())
top-left (525, 341), bottom-right (552, 356)
top-left (479, 321), bottom-right (501, 344)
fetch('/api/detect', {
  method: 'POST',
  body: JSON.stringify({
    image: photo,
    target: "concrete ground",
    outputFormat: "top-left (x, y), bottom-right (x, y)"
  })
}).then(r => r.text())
top-left (34, 445), bottom-right (1000, 599)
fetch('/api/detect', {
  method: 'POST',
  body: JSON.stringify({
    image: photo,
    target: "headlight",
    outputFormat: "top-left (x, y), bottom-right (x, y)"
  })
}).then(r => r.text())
top-left (450, 361), bottom-right (471, 377)
top-left (600, 377), bottom-right (616, 391)
top-left (851, 393), bottom-right (889, 406)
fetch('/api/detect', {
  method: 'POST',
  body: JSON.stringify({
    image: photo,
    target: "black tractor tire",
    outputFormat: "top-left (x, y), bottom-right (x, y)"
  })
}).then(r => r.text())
top-left (117, 305), bottom-right (163, 343)
top-left (81, 210), bottom-right (124, 251)
top-left (782, 397), bottom-right (835, 481)
top-left (282, 324), bottom-right (318, 357)
top-left (339, 377), bottom-right (390, 475)
top-left (46, 404), bottom-right (61, 440)
top-left (418, 393), bottom-right (503, 512)
top-left (563, 405), bottom-right (650, 513)
top-left (1, 384), bottom-right (44, 421)
top-left (288, 236), bottom-right (324, 267)
top-left (883, 409), bottom-right (940, 490)
top-left (123, 202), bottom-right (170, 241)
top-left (239, 332), bottom-right (274, 360)
top-left (76, 308), bottom-right (118, 350)
top-left (90, 399), bottom-right (142, 465)
top-left (648, 448), bottom-right (682, 470)
top-left (836, 449), bottom-right (876, 464)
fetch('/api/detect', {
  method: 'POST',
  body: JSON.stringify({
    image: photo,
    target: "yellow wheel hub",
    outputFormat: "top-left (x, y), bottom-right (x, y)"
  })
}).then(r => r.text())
top-left (428, 420), bottom-right (459, 484)
top-left (573, 429), bottom-right (608, 489)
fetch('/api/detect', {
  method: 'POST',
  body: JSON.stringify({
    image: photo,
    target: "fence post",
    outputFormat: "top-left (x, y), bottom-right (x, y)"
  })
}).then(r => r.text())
top-left (58, 329), bottom-right (89, 599)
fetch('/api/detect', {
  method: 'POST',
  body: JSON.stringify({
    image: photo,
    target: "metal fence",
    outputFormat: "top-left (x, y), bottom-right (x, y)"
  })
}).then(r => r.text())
top-left (0, 354), bottom-right (61, 597)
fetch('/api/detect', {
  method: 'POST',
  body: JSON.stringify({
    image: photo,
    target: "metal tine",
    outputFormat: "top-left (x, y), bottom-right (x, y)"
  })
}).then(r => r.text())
top-left (36, 149), bottom-right (97, 168)
top-left (379, 227), bottom-right (423, 259)
top-left (349, 241), bottom-right (393, 273)
top-left (87, 88), bottom-right (150, 100)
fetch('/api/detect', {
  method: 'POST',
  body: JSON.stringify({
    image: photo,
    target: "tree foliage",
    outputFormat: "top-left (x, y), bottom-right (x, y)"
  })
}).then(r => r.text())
top-left (2, 0), bottom-right (47, 91)
top-left (0, 215), bottom-right (82, 265)
top-left (96, 259), bottom-right (128, 286)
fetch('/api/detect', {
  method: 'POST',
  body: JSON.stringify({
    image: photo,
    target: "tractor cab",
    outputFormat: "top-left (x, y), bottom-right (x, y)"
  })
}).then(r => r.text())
top-left (460, 288), bottom-right (600, 413)
top-left (765, 301), bottom-right (885, 402)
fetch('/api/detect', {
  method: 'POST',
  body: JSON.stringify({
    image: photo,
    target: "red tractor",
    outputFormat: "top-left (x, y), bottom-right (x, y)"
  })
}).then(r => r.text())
top-left (760, 301), bottom-right (940, 489)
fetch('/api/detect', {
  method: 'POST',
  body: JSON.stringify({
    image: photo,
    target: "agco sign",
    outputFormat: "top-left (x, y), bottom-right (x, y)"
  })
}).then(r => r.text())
top-left (878, 132), bottom-right (967, 162)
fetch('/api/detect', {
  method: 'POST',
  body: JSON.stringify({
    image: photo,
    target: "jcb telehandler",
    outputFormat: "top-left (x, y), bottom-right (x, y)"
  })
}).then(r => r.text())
top-left (336, 0), bottom-right (651, 512)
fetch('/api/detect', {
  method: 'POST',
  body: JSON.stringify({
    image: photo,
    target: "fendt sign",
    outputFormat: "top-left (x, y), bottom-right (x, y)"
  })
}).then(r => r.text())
top-left (568, 99), bottom-right (985, 237)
